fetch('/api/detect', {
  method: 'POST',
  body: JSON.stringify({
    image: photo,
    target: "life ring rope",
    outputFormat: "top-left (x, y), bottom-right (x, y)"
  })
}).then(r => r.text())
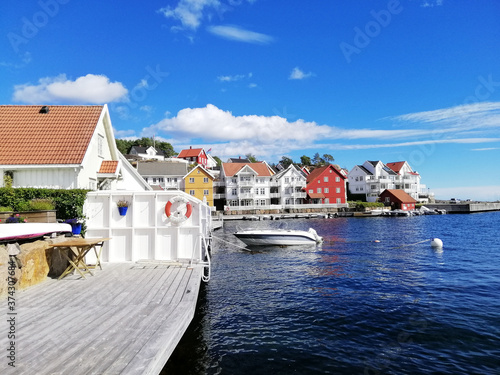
top-left (165, 196), bottom-right (192, 224)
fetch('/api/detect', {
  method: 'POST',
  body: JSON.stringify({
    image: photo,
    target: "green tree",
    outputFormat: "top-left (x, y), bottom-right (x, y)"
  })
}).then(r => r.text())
top-left (213, 156), bottom-right (222, 166)
top-left (280, 156), bottom-right (293, 169)
top-left (300, 155), bottom-right (311, 166)
top-left (246, 153), bottom-right (258, 163)
top-left (312, 153), bottom-right (322, 166)
top-left (322, 154), bottom-right (335, 164)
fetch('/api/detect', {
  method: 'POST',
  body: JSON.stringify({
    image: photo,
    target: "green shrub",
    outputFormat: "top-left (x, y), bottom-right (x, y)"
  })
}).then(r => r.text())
top-left (17, 201), bottom-right (31, 212)
top-left (0, 187), bottom-right (88, 220)
top-left (28, 198), bottom-right (55, 211)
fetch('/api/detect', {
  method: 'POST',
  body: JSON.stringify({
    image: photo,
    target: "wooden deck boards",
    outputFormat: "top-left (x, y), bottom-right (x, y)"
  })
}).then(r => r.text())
top-left (0, 262), bottom-right (203, 375)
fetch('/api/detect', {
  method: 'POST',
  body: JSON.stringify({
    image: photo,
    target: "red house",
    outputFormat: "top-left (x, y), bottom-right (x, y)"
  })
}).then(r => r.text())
top-left (379, 189), bottom-right (417, 211)
top-left (177, 147), bottom-right (208, 167)
top-left (305, 164), bottom-right (347, 204)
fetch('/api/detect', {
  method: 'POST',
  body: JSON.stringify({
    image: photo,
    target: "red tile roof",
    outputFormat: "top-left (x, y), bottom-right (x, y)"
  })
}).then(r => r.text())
top-left (306, 164), bottom-right (345, 183)
top-left (386, 161), bottom-right (405, 174)
top-left (98, 160), bottom-right (119, 174)
top-left (380, 189), bottom-right (417, 203)
top-left (222, 162), bottom-right (274, 177)
top-left (178, 148), bottom-right (204, 158)
top-left (0, 105), bottom-right (104, 165)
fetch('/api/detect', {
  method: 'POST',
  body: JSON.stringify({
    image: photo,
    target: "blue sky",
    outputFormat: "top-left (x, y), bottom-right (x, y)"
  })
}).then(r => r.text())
top-left (1, 0), bottom-right (500, 201)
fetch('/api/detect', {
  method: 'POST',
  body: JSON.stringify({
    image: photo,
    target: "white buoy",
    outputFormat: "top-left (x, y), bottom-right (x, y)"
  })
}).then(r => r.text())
top-left (430, 238), bottom-right (443, 249)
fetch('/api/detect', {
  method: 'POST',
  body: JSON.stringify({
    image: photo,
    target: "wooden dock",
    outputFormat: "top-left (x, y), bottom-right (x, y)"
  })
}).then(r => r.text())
top-left (1, 262), bottom-right (203, 374)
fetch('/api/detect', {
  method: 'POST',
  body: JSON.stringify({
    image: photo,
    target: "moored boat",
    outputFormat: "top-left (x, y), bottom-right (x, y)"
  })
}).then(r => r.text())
top-left (234, 228), bottom-right (323, 247)
top-left (0, 223), bottom-right (72, 243)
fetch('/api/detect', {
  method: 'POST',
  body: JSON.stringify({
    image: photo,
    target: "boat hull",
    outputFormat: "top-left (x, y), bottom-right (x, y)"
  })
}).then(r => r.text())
top-left (234, 229), bottom-right (320, 247)
top-left (0, 223), bottom-right (72, 242)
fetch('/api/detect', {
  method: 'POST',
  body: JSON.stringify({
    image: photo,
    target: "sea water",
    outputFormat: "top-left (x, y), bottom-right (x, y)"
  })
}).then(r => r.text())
top-left (164, 212), bottom-right (500, 374)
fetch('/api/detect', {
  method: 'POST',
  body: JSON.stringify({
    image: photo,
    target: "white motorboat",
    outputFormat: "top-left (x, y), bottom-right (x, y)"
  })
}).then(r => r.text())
top-left (234, 228), bottom-right (323, 247)
top-left (0, 223), bottom-right (72, 242)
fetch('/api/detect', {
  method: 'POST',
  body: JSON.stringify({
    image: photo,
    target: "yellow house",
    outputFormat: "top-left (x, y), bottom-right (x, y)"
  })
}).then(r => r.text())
top-left (183, 165), bottom-right (215, 206)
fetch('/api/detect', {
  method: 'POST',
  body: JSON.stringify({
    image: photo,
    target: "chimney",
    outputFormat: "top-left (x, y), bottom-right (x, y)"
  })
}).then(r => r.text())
top-left (39, 106), bottom-right (49, 114)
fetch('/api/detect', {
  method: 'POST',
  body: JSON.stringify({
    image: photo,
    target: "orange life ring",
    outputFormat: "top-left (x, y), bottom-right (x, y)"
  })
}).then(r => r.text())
top-left (165, 196), bottom-right (192, 223)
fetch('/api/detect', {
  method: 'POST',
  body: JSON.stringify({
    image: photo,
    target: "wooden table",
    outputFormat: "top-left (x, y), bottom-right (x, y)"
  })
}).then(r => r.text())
top-left (48, 237), bottom-right (111, 280)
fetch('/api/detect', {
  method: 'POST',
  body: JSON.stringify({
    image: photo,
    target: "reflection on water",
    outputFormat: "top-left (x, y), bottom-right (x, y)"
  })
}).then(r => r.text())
top-left (164, 212), bottom-right (500, 375)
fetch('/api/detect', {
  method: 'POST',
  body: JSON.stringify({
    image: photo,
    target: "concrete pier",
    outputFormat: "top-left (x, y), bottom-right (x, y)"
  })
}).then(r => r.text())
top-left (424, 202), bottom-right (500, 213)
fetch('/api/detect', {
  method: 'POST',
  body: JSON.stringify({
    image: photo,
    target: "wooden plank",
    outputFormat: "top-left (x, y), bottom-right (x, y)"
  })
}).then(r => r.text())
top-left (0, 262), bottom-right (204, 375)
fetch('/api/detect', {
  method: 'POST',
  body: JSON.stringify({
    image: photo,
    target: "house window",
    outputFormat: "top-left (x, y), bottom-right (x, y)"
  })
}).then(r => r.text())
top-left (98, 134), bottom-right (104, 157)
top-left (324, 188), bottom-right (329, 193)
top-left (189, 190), bottom-right (195, 195)
top-left (324, 177), bottom-right (328, 182)
top-left (285, 177), bottom-right (289, 183)
top-left (309, 189), bottom-right (313, 193)
top-left (232, 188), bottom-right (237, 195)
top-left (336, 188), bottom-right (341, 193)
top-left (204, 189), bottom-right (209, 195)
top-left (385, 197), bottom-right (390, 203)
top-left (337, 198), bottom-right (341, 204)
top-left (189, 178), bottom-right (195, 183)
top-left (317, 188), bottom-right (322, 193)
top-left (260, 188), bottom-right (265, 195)
top-left (336, 177), bottom-right (340, 182)
top-left (204, 177), bottom-right (209, 183)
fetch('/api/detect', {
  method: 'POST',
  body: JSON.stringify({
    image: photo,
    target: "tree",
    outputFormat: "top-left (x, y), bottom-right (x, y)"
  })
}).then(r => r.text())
top-left (115, 137), bottom-right (176, 157)
top-left (312, 153), bottom-right (322, 166)
top-left (280, 156), bottom-right (293, 169)
top-left (322, 154), bottom-right (335, 164)
top-left (300, 155), bottom-right (311, 166)
top-left (213, 156), bottom-right (222, 166)
top-left (246, 153), bottom-right (258, 163)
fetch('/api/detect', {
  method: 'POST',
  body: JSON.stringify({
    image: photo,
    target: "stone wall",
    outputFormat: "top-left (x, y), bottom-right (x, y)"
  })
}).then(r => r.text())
top-left (0, 237), bottom-right (70, 298)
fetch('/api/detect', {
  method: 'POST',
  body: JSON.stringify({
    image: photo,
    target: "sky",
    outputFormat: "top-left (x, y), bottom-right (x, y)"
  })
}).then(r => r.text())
top-left (1, 0), bottom-right (500, 201)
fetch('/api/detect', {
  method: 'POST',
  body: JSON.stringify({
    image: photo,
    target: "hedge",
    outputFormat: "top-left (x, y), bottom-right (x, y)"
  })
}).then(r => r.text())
top-left (0, 187), bottom-right (89, 221)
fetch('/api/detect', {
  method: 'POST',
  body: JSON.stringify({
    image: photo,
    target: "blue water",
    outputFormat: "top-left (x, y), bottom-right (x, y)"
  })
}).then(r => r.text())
top-left (164, 212), bottom-right (500, 374)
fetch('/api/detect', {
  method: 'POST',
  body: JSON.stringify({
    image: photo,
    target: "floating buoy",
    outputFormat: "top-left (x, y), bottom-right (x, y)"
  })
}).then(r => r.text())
top-left (430, 238), bottom-right (443, 249)
top-left (374, 240), bottom-right (381, 243)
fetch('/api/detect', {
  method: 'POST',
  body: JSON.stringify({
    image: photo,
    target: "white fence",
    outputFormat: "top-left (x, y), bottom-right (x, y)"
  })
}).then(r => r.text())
top-left (84, 190), bottom-right (212, 263)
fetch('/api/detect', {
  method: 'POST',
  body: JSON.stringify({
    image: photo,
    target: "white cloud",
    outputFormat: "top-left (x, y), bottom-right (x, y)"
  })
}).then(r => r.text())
top-left (138, 103), bottom-right (500, 160)
top-left (217, 73), bottom-right (248, 82)
top-left (207, 25), bottom-right (274, 44)
top-left (421, 0), bottom-right (443, 7)
top-left (159, 0), bottom-right (222, 31)
top-left (13, 74), bottom-right (128, 104)
top-left (289, 67), bottom-right (314, 80)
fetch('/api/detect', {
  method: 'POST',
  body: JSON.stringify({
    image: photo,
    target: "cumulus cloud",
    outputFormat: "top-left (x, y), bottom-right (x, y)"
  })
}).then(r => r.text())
top-left (146, 104), bottom-right (331, 143)
top-left (289, 67), bottom-right (314, 80)
top-left (207, 25), bottom-right (274, 44)
top-left (13, 74), bottom-right (128, 104)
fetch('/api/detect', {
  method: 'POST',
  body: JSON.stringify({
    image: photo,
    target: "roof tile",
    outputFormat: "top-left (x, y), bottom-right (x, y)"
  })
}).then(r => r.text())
top-left (0, 105), bottom-right (103, 165)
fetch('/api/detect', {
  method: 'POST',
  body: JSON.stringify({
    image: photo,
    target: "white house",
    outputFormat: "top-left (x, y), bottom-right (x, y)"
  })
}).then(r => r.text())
top-left (271, 164), bottom-right (307, 206)
top-left (348, 160), bottom-right (432, 202)
top-left (129, 146), bottom-right (165, 161)
top-left (218, 162), bottom-right (275, 208)
top-left (0, 104), bottom-right (151, 191)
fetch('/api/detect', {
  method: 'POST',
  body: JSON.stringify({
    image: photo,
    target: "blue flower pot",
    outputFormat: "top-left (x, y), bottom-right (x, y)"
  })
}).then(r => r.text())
top-left (72, 223), bottom-right (82, 235)
top-left (118, 206), bottom-right (128, 216)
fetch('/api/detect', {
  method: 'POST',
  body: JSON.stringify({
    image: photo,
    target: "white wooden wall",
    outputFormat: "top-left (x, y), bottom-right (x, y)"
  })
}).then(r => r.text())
top-left (84, 191), bottom-right (212, 263)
